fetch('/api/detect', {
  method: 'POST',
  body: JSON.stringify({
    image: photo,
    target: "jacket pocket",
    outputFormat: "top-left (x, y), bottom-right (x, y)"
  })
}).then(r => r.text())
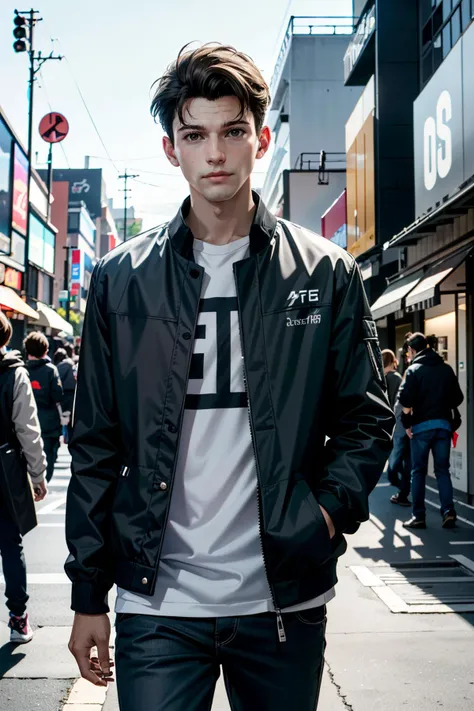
top-left (362, 319), bottom-right (385, 387)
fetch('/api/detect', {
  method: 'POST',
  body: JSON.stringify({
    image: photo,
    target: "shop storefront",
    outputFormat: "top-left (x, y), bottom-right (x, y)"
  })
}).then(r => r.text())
top-left (379, 21), bottom-right (474, 501)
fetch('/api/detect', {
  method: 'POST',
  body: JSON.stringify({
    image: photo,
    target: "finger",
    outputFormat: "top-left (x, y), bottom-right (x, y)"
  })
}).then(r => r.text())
top-left (74, 649), bottom-right (107, 687)
top-left (97, 640), bottom-right (111, 676)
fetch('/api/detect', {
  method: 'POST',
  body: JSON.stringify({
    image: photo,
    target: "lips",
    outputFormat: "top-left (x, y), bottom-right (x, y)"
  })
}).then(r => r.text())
top-left (204, 172), bottom-right (232, 178)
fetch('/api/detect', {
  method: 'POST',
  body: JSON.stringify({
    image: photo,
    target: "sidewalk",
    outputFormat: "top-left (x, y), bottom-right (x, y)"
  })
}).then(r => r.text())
top-left (101, 479), bottom-right (474, 710)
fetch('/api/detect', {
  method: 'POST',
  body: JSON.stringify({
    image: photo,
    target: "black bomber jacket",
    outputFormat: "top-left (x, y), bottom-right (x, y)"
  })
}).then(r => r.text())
top-left (65, 193), bottom-right (395, 623)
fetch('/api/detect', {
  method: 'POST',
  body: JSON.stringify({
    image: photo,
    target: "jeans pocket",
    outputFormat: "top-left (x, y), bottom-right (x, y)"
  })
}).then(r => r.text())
top-left (295, 604), bottom-right (327, 626)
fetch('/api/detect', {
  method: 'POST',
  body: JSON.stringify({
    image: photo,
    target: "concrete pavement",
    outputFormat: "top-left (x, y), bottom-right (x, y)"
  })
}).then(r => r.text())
top-left (2, 447), bottom-right (474, 710)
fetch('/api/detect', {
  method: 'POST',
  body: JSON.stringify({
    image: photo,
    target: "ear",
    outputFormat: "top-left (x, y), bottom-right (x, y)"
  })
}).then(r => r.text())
top-left (163, 135), bottom-right (180, 167)
top-left (256, 126), bottom-right (271, 159)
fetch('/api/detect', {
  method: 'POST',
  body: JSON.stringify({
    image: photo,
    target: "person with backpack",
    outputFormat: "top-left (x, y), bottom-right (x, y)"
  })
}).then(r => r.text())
top-left (24, 332), bottom-right (64, 483)
top-left (0, 312), bottom-right (48, 643)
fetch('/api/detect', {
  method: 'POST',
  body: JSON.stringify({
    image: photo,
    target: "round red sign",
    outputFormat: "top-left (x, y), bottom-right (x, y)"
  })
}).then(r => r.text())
top-left (39, 112), bottom-right (69, 144)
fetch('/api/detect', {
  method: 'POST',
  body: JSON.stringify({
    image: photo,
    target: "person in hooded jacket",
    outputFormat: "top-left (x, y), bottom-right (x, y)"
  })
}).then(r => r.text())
top-left (383, 350), bottom-right (411, 507)
top-left (398, 332), bottom-right (464, 530)
top-left (54, 347), bottom-right (76, 443)
top-left (0, 312), bottom-right (48, 644)
top-left (24, 331), bottom-right (63, 483)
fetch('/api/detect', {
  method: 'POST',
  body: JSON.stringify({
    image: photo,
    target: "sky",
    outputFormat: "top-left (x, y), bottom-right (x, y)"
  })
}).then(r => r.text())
top-left (1, 0), bottom-right (353, 230)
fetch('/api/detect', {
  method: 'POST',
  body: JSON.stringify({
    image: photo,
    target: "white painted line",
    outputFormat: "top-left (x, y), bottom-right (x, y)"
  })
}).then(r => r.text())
top-left (376, 482), bottom-right (391, 488)
top-left (62, 677), bottom-right (107, 709)
top-left (37, 496), bottom-right (67, 515)
top-left (369, 513), bottom-right (386, 531)
top-left (449, 541), bottom-right (474, 545)
top-left (450, 554), bottom-right (474, 574)
top-left (38, 523), bottom-right (64, 528)
top-left (425, 499), bottom-right (474, 528)
top-left (350, 565), bottom-right (386, 587)
top-left (427, 484), bottom-right (474, 512)
top-left (372, 586), bottom-right (409, 613)
top-left (0, 573), bottom-right (69, 585)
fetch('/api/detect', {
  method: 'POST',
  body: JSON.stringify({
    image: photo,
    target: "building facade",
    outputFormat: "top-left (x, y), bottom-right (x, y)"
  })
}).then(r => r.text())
top-left (261, 15), bottom-right (360, 234)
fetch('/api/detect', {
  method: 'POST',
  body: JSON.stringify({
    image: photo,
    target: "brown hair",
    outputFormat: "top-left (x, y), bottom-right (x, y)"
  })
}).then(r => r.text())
top-left (407, 332), bottom-right (427, 354)
top-left (24, 331), bottom-right (49, 359)
top-left (382, 349), bottom-right (399, 369)
top-left (0, 311), bottom-right (13, 349)
top-left (150, 43), bottom-right (270, 144)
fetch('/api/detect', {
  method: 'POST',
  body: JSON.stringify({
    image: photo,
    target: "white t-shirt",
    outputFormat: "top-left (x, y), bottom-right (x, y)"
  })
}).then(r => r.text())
top-left (116, 235), bottom-right (334, 616)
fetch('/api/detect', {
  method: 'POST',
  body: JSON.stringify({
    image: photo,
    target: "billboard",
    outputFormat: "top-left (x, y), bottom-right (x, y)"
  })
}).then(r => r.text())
top-left (39, 168), bottom-right (104, 220)
top-left (28, 212), bottom-right (56, 273)
top-left (12, 144), bottom-right (28, 236)
top-left (414, 23), bottom-right (474, 218)
top-left (0, 117), bottom-right (12, 255)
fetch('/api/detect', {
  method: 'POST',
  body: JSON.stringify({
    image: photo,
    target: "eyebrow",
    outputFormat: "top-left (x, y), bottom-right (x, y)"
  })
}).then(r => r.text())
top-left (177, 119), bottom-right (251, 133)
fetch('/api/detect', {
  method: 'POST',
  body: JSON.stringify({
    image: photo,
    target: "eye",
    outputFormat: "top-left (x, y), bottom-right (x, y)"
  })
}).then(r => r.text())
top-left (184, 133), bottom-right (202, 142)
top-left (227, 128), bottom-right (245, 138)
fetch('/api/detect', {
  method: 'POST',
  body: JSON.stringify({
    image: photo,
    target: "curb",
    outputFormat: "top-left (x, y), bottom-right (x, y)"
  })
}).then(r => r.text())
top-left (62, 677), bottom-right (109, 710)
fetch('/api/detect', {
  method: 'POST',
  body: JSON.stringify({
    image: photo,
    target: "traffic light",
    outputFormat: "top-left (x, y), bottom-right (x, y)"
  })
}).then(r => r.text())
top-left (13, 12), bottom-right (29, 53)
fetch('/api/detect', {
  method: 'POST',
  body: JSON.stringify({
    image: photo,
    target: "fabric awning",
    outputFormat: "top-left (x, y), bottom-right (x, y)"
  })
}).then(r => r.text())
top-left (36, 302), bottom-right (74, 336)
top-left (0, 285), bottom-right (39, 320)
top-left (370, 271), bottom-right (423, 321)
top-left (405, 245), bottom-right (473, 312)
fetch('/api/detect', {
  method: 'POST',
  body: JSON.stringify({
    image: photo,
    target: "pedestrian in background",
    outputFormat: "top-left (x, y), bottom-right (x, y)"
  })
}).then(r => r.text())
top-left (54, 347), bottom-right (76, 443)
top-left (0, 312), bottom-right (48, 644)
top-left (382, 349), bottom-right (402, 408)
top-left (24, 332), bottom-right (63, 483)
top-left (399, 332), bottom-right (464, 529)
top-left (383, 350), bottom-right (411, 506)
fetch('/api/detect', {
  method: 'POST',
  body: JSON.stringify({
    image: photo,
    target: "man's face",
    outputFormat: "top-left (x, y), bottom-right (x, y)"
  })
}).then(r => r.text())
top-left (163, 96), bottom-right (270, 203)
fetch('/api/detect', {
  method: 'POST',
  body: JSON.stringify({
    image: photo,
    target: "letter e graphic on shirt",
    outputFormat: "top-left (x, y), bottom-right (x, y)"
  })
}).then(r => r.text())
top-left (186, 296), bottom-right (247, 410)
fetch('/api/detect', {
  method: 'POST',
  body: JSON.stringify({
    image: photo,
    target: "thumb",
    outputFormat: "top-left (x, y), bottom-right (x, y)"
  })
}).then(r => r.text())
top-left (97, 640), bottom-right (110, 675)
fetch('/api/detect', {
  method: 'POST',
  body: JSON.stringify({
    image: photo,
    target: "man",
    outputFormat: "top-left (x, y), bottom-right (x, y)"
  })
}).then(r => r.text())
top-left (399, 332), bottom-right (464, 530)
top-left (24, 331), bottom-right (63, 483)
top-left (0, 313), bottom-right (48, 644)
top-left (65, 44), bottom-right (394, 711)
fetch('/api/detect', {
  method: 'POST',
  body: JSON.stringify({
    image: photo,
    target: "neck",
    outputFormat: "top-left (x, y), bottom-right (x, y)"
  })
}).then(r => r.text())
top-left (186, 180), bottom-right (255, 246)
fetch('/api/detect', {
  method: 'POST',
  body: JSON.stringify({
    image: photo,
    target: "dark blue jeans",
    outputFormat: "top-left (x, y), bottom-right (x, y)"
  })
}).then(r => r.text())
top-left (115, 606), bottom-right (326, 711)
top-left (387, 432), bottom-right (411, 498)
top-left (0, 499), bottom-right (28, 616)
top-left (411, 428), bottom-right (454, 519)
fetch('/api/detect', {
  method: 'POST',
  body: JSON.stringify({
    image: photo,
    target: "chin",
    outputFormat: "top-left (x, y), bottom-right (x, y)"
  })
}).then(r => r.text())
top-left (200, 185), bottom-right (240, 203)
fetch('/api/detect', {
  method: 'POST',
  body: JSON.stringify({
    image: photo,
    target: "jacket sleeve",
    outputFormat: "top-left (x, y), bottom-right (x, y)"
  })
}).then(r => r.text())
top-left (65, 261), bottom-right (122, 614)
top-left (50, 365), bottom-right (64, 405)
top-left (397, 367), bottom-right (417, 409)
top-left (316, 260), bottom-right (395, 535)
top-left (12, 367), bottom-right (47, 484)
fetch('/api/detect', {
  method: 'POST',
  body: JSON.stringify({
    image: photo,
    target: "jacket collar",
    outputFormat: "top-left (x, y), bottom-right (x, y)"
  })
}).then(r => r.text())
top-left (167, 190), bottom-right (278, 260)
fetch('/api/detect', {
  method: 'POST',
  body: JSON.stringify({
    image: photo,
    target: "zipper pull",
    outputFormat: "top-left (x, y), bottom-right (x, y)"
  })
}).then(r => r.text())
top-left (276, 609), bottom-right (287, 643)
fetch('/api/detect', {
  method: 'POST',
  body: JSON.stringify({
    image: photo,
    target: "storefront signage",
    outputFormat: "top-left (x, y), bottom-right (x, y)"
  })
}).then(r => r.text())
top-left (11, 144), bottom-right (28, 236)
top-left (414, 23), bottom-right (474, 219)
top-left (28, 212), bottom-right (56, 273)
top-left (71, 249), bottom-right (81, 284)
top-left (0, 117), bottom-right (12, 255)
top-left (11, 231), bottom-right (25, 267)
top-left (4, 267), bottom-right (22, 291)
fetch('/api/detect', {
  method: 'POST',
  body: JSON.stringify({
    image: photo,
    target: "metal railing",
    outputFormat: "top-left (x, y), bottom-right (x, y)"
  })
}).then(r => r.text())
top-left (293, 151), bottom-right (347, 186)
top-left (270, 16), bottom-right (356, 97)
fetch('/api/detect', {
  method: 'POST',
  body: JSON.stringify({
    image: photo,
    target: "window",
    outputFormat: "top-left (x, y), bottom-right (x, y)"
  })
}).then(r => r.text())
top-left (452, 6), bottom-right (462, 41)
top-left (68, 211), bottom-right (80, 233)
top-left (433, 32), bottom-right (444, 69)
top-left (462, 0), bottom-right (471, 29)
top-left (43, 274), bottom-right (53, 305)
top-left (27, 266), bottom-right (38, 299)
top-left (442, 22), bottom-right (452, 56)
top-left (422, 48), bottom-right (434, 85)
top-left (443, 0), bottom-right (453, 21)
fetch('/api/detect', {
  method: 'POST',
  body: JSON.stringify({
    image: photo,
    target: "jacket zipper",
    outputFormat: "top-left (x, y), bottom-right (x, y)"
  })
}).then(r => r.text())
top-left (233, 264), bottom-right (286, 643)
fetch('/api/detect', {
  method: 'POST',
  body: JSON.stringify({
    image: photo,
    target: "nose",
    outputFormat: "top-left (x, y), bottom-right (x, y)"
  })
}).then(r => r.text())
top-left (206, 136), bottom-right (226, 165)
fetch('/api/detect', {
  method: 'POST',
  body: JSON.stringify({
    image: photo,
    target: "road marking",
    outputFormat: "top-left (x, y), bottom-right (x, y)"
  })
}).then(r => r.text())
top-left (449, 541), bottom-right (474, 545)
top-left (38, 523), bottom-right (65, 527)
top-left (0, 573), bottom-right (69, 585)
top-left (426, 484), bottom-right (474, 511)
top-left (450, 554), bottom-right (474, 574)
top-left (37, 495), bottom-right (67, 515)
top-left (425, 499), bottom-right (474, 528)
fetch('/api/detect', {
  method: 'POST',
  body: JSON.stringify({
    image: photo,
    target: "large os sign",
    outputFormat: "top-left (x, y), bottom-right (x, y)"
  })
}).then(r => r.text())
top-left (414, 40), bottom-right (463, 218)
top-left (423, 90), bottom-right (452, 191)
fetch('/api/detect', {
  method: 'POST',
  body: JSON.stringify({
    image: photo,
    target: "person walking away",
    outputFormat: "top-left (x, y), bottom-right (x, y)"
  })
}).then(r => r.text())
top-left (398, 333), bottom-right (464, 529)
top-left (54, 347), bottom-right (76, 444)
top-left (0, 312), bottom-right (48, 643)
top-left (383, 350), bottom-right (411, 506)
top-left (24, 332), bottom-right (63, 483)
top-left (65, 44), bottom-right (394, 709)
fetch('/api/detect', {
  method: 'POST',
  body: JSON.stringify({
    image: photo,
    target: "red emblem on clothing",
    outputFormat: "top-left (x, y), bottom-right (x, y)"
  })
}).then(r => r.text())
top-left (31, 381), bottom-right (42, 390)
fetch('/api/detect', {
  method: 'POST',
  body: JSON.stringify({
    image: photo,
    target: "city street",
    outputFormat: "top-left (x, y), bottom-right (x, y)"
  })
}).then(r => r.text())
top-left (1, 446), bottom-right (474, 710)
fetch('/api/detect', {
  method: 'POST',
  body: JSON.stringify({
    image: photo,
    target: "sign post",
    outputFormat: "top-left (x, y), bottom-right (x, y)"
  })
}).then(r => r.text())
top-left (39, 112), bottom-right (69, 220)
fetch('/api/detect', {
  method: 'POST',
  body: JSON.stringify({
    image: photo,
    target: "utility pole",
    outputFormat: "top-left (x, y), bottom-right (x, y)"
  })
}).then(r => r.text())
top-left (13, 8), bottom-right (62, 300)
top-left (119, 170), bottom-right (139, 241)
